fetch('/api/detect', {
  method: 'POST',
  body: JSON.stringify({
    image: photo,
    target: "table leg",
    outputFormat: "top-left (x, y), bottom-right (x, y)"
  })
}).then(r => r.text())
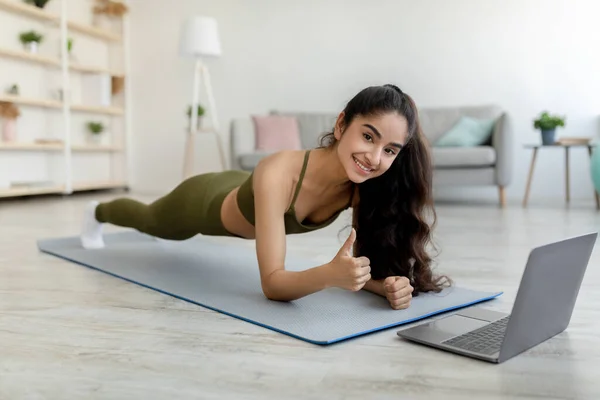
top-left (565, 146), bottom-right (570, 204)
top-left (523, 147), bottom-right (538, 207)
top-left (587, 145), bottom-right (600, 210)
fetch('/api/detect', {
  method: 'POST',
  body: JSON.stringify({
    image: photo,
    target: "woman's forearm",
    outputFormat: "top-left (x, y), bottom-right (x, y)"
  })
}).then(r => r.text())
top-left (262, 264), bottom-right (331, 302)
top-left (362, 278), bottom-right (386, 297)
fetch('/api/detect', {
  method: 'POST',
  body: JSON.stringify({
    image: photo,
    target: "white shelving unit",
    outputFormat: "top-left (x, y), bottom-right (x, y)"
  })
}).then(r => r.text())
top-left (0, 0), bottom-right (130, 198)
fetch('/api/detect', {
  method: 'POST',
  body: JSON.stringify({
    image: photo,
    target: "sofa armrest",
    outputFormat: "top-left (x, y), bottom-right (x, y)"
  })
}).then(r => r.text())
top-left (230, 118), bottom-right (256, 170)
top-left (492, 113), bottom-right (514, 187)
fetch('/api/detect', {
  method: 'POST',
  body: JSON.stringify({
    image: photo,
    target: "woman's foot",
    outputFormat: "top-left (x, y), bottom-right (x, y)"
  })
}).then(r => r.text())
top-left (80, 200), bottom-right (105, 249)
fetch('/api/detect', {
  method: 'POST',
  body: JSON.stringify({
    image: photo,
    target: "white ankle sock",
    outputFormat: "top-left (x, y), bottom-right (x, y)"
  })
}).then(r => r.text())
top-left (80, 200), bottom-right (105, 249)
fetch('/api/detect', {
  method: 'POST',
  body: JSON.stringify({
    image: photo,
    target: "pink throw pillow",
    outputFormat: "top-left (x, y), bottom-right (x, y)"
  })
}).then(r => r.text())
top-left (252, 115), bottom-right (302, 151)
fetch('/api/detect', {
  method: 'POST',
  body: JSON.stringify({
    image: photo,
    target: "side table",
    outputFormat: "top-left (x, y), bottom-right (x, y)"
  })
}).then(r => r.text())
top-left (522, 143), bottom-right (599, 209)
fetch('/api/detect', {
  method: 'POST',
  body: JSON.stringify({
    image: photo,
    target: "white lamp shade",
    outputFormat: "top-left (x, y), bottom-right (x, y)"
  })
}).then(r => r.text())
top-left (179, 16), bottom-right (222, 58)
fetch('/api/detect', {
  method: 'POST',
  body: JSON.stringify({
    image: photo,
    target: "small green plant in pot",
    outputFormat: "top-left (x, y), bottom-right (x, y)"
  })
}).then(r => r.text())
top-left (186, 104), bottom-right (205, 130)
top-left (6, 84), bottom-right (19, 96)
top-left (86, 121), bottom-right (104, 144)
top-left (19, 30), bottom-right (43, 54)
top-left (533, 111), bottom-right (565, 145)
top-left (23, 0), bottom-right (52, 8)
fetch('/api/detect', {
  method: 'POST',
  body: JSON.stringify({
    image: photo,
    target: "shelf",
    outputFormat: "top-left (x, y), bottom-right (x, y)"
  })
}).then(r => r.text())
top-left (69, 62), bottom-right (123, 77)
top-left (0, 95), bottom-right (124, 115)
top-left (0, 0), bottom-right (58, 22)
top-left (0, 142), bottom-right (123, 152)
top-left (0, 94), bottom-right (61, 109)
top-left (0, 47), bottom-right (60, 67)
top-left (71, 104), bottom-right (124, 115)
top-left (0, 142), bottom-right (62, 151)
top-left (0, 180), bottom-right (127, 198)
top-left (0, 47), bottom-right (124, 77)
top-left (0, 0), bottom-right (129, 201)
top-left (72, 144), bottom-right (123, 152)
top-left (67, 20), bottom-right (122, 42)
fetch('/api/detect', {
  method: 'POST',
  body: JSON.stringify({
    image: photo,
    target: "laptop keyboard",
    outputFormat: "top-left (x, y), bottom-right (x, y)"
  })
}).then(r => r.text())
top-left (442, 316), bottom-right (511, 355)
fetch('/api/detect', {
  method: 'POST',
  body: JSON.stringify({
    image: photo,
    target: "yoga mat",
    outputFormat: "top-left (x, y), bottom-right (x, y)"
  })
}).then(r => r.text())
top-left (37, 231), bottom-right (502, 345)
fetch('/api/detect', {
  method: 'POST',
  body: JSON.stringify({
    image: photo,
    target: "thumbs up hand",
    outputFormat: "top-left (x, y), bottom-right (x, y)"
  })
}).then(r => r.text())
top-left (383, 276), bottom-right (413, 310)
top-left (325, 228), bottom-right (371, 291)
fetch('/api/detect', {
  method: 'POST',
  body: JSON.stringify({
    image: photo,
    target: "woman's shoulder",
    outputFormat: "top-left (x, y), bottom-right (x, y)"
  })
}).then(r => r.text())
top-left (254, 149), bottom-right (306, 177)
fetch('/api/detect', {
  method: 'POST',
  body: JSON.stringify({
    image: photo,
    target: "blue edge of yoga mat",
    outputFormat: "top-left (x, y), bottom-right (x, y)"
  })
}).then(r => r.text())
top-left (37, 231), bottom-right (502, 345)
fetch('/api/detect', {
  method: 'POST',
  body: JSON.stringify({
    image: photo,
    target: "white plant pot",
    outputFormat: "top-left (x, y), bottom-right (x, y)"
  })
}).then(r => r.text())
top-left (25, 42), bottom-right (38, 54)
top-left (87, 133), bottom-right (103, 144)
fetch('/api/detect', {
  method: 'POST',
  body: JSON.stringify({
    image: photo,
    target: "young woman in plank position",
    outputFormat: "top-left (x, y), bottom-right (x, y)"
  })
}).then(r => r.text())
top-left (80, 84), bottom-right (450, 309)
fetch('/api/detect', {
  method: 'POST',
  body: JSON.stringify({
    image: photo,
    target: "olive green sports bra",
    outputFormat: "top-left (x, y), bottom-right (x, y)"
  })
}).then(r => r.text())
top-left (236, 150), bottom-right (353, 234)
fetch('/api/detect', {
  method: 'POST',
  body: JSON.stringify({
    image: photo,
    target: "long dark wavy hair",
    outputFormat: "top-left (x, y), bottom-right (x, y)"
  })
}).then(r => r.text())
top-left (319, 84), bottom-right (451, 295)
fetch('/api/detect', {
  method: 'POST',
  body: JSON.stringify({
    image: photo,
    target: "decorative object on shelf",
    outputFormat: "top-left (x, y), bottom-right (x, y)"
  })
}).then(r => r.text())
top-left (533, 111), bottom-right (566, 145)
top-left (93, 0), bottom-right (128, 16)
top-left (111, 76), bottom-right (124, 95)
top-left (0, 101), bottom-right (21, 143)
top-left (92, 0), bottom-right (128, 30)
top-left (19, 30), bottom-right (43, 54)
top-left (22, 0), bottom-right (52, 8)
top-left (186, 104), bottom-right (205, 130)
top-left (52, 88), bottom-right (66, 101)
top-left (6, 84), bottom-right (19, 96)
top-left (67, 37), bottom-right (73, 53)
top-left (86, 121), bottom-right (104, 143)
top-left (179, 15), bottom-right (226, 176)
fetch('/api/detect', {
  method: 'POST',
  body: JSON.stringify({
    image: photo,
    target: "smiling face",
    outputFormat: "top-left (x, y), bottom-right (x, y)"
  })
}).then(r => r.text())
top-left (334, 111), bottom-right (410, 183)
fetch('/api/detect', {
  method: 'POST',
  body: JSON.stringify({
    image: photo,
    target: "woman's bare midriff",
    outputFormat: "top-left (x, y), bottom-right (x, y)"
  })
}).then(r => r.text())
top-left (221, 186), bottom-right (256, 239)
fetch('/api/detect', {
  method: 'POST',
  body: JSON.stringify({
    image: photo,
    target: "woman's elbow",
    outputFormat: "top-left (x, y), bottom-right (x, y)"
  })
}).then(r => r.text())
top-left (260, 275), bottom-right (291, 302)
top-left (260, 278), bottom-right (280, 301)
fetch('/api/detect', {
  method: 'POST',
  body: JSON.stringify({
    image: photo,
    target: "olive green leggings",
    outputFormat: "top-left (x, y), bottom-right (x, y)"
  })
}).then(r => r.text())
top-left (95, 171), bottom-right (250, 239)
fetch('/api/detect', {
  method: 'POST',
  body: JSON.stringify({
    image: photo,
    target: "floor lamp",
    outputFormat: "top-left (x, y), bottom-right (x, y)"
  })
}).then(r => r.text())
top-left (179, 16), bottom-right (227, 179)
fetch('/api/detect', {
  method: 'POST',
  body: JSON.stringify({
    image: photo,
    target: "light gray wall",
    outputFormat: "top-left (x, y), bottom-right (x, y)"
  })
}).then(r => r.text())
top-left (128, 0), bottom-right (600, 204)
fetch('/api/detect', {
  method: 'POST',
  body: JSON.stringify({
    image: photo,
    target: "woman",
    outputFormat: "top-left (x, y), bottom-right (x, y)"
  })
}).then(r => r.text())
top-left (80, 84), bottom-right (450, 309)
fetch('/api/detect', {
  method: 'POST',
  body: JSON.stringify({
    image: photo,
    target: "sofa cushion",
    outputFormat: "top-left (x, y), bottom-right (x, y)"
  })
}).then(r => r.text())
top-left (271, 111), bottom-right (338, 149)
top-left (432, 146), bottom-right (496, 168)
top-left (434, 116), bottom-right (495, 147)
top-left (238, 151), bottom-right (274, 170)
top-left (253, 115), bottom-right (302, 151)
top-left (419, 105), bottom-right (504, 143)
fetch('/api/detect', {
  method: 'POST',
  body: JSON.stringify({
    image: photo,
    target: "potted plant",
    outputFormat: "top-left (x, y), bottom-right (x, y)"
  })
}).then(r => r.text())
top-left (86, 121), bottom-right (104, 144)
top-left (533, 111), bottom-right (565, 145)
top-left (6, 84), bottom-right (19, 96)
top-left (23, 0), bottom-right (52, 8)
top-left (186, 104), bottom-right (206, 131)
top-left (19, 30), bottom-right (43, 54)
top-left (0, 102), bottom-right (21, 142)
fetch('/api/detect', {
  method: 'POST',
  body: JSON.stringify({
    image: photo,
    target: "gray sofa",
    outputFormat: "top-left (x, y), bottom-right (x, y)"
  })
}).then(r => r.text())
top-left (229, 105), bottom-right (512, 206)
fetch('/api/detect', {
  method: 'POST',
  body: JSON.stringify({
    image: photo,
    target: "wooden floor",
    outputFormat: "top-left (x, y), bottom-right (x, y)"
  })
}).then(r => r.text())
top-left (1, 192), bottom-right (600, 399)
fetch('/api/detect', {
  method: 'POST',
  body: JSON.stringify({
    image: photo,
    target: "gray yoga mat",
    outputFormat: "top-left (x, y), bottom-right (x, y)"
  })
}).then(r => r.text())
top-left (37, 231), bottom-right (502, 345)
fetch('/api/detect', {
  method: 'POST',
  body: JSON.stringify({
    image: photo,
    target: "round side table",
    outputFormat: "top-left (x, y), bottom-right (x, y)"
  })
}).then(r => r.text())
top-left (522, 143), bottom-right (599, 209)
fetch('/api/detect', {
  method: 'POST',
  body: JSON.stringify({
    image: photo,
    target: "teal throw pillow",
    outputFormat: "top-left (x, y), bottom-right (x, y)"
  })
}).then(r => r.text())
top-left (434, 116), bottom-right (495, 147)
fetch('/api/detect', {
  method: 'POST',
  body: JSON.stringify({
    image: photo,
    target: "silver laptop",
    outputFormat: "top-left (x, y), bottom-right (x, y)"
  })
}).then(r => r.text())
top-left (396, 232), bottom-right (597, 363)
